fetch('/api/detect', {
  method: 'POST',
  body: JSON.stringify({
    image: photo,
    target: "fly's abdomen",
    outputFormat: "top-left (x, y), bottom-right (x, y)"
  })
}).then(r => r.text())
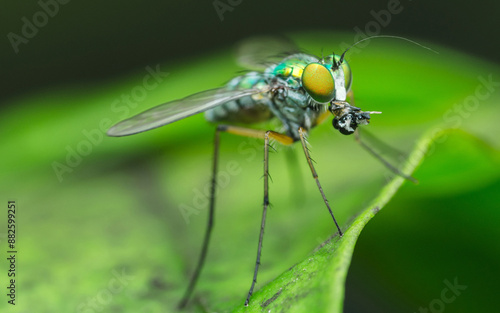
top-left (205, 72), bottom-right (273, 124)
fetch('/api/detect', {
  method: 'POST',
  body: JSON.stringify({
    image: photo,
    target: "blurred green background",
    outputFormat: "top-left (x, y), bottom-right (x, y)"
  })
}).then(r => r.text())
top-left (1, 1), bottom-right (499, 312)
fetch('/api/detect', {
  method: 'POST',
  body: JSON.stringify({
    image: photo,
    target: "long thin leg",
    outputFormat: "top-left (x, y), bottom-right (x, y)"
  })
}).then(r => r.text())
top-left (221, 126), bottom-right (342, 306)
top-left (178, 125), bottom-right (293, 308)
top-left (244, 130), bottom-right (272, 306)
top-left (354, 129), bottom-right (418, 183)
top-left (214, 126), bottom-right (294, 307)
top-left (177, 128), bottom-right (220, 309)
top-left (298, 127), bottom-right (343, 237)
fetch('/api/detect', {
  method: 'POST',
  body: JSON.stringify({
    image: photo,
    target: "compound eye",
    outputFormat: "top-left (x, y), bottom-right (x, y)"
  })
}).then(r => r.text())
top-left (301, 63), bottom-right (335, 103)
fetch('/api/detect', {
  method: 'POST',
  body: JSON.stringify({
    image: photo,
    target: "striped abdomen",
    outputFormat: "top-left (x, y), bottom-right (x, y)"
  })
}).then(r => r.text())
top-left (204, 72), bottom-right (273, 124)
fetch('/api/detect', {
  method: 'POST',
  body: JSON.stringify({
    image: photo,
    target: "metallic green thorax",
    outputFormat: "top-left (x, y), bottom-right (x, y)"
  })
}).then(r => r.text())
top-left (205, 53), bottom-right (353, 140)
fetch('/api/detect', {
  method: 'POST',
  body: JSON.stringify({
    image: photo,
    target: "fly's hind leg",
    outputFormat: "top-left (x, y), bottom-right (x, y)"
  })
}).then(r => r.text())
top-left (182, 125), bottom-right (345, 308)
top-left (178, 127), bottom-right (222, 309)
top-left (178, 124), bottom-right (293, 308)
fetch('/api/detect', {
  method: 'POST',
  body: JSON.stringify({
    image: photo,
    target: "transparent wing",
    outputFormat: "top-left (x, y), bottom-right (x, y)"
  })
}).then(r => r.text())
top-left (107, 87), bottom-right (268, 137)
top-left (236, 36), bottom-right (301, 70)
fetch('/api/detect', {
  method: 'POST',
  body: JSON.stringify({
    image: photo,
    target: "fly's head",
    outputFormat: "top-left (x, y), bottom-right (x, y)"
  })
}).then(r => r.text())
top-left (302, 36), bottom-right (436, 135)
top-left (330, 102), bottom-right (381, 135)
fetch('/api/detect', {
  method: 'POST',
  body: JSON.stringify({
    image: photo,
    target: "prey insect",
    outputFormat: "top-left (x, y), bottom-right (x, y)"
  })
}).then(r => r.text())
top-left (107, 35), bottom-right (427, 308)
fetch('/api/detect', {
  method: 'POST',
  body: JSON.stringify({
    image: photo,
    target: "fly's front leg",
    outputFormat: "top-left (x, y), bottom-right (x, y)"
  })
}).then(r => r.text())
top-left (298, 127), bottom-right (343, 237)
top-left (354, 129), bottom-right (418, 183)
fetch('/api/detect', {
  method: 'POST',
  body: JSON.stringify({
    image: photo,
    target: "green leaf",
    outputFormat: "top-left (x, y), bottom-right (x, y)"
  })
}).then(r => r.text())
top-left (229, 127), bottom-right (499, 313)
top-left (1, 31), bottom-right (499, 313)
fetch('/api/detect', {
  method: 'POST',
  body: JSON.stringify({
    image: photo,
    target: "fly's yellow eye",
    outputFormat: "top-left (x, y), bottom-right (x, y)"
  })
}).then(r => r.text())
top-left (301, 63), bottom-right (335, 103)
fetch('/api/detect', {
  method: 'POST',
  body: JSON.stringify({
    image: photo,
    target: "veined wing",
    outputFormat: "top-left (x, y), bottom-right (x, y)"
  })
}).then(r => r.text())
top-left (107, 87), bottom-right (268, 137)
top-left (236, 36), bottom-right (301, 70)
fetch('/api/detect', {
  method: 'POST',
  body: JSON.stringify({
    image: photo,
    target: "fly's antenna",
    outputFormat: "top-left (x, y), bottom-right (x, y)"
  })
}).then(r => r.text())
top-left (335, 35), bottom-right (439, 69)
top-left (331, 51), bottom-right (341, 69)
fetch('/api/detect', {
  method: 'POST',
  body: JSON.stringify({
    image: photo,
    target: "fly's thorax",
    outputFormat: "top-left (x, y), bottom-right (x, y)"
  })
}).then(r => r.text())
top-left (268, 85), bottom-right (325, 140)
top-left (268, 53), bottom-right (319, 89)
top-left (272, 60), bottom-right (304, 80)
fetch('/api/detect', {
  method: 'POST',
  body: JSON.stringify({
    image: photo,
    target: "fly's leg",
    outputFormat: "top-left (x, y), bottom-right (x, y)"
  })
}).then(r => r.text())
top-left (243, 129), bottom-right (295, 307)
top-left (178, 128), bottom-right (221, 309)
top-left (343, 89), bottom-right (416, 182)
top-left (298, 127), bottom-right (343, 237)
top-left (354, 129), bottom-right (418, 183)
top-left (244, 130), bottom-right (271, 307)
top-left (215, 125), bottom-right (293, 307)
top-left (178, 124), bottom-right (294, 308)
top-left (218, 124), bottom-right (294, 145)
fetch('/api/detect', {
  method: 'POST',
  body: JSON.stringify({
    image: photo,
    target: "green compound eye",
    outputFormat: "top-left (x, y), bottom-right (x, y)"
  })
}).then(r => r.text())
top-left (301, 63), bottom-right (335, 103)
